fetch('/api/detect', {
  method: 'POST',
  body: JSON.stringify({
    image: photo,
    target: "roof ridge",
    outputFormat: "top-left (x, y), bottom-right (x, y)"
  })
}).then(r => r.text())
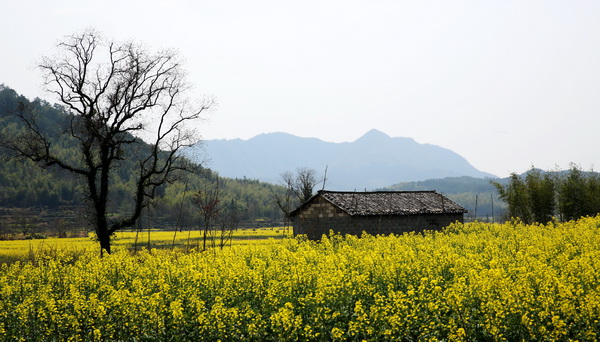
top-left (290, 190), bottom-right (468, 218)
top-left (318, 190), bottom-right (437, 194)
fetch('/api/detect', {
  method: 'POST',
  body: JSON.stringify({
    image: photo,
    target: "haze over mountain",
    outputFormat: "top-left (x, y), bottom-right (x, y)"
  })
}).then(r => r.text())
top-left (185, 129), bottom-right (496, 190)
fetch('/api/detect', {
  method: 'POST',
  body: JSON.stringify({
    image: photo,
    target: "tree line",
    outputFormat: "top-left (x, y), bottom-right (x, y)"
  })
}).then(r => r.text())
top-left (0, 79), bottom-right (287, 246)
top-left (382, 176), bottom-right (507, 221)
top-left (492, 165), bottom-right (600, 224)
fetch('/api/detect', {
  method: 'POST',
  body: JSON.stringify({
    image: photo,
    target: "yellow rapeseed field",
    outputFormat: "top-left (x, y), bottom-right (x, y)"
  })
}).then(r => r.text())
top-left (1, 218), bottom-right (599, 341)
top-left (0, 227), bottom-right (289, 264)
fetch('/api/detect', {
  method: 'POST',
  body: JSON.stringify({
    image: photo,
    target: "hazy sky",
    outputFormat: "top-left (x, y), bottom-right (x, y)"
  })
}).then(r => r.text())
top-left (2, 0), bottom-right (599, 178)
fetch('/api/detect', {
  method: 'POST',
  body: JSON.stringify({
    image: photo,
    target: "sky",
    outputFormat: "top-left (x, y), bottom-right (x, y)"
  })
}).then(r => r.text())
top-left (1, 0), bottom-right (600, 178)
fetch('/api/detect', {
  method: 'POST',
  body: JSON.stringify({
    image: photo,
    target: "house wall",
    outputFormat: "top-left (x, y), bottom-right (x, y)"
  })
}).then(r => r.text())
top-left (292, 198), bottom-right (464, 240)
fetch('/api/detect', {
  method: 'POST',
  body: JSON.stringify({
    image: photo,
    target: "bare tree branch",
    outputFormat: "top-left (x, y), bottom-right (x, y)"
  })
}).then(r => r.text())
top-left (3, 30), bottom-right (211, 254)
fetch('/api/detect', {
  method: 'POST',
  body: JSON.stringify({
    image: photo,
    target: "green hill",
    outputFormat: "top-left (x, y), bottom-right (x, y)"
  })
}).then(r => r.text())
top-left (379, 176), bottom-right (508, 221)
top-left (0, 85), bottom-right (287, 237)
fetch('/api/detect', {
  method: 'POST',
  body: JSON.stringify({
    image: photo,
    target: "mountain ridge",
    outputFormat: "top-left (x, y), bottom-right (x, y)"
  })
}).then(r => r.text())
top-left (185, 129), bottom-right (496, 190)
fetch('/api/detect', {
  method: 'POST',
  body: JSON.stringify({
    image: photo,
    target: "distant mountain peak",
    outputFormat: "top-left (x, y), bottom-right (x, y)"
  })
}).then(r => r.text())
top-left (184, 129), bottom-right (495, 190)
top-left (250, 132), bottom-right (294, 140)
top-left (357, 129), bottom-right (390, 141)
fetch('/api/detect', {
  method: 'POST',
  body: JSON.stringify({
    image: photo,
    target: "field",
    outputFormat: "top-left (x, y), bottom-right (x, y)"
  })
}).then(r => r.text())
top-left (1, 218), bottom-right (600, 341)
top-left (0, 227), bottom-right (290, 264)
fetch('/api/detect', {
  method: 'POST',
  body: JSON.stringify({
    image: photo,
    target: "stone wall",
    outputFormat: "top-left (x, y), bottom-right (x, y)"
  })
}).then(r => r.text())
top-left (292, 198), bottom-right (464, 240)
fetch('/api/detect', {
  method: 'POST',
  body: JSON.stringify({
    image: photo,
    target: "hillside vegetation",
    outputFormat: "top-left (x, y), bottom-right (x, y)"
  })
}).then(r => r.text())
top-left (381, 176), bottom-right (507, 221)
top-left (0, 85), bottom-right (287, 236)
top-left (385, 167), bottom-right (600, 223)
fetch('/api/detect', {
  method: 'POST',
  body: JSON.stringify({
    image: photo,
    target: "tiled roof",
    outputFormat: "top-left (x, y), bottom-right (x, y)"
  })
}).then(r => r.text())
top-left (290, 190), bottom-right (467, 217)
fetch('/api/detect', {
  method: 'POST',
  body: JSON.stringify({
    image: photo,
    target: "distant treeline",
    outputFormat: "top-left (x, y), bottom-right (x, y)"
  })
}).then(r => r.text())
top-left (381, 176), bottom-right (508, 221)
top-left (384, 167), bottom-right (600, 224)
top-left (5, 85), bottom-right (595, 235)
top-left (492, 165), bottom-right (600, 224)
top-left (0, 85), bottom-right (288, 237)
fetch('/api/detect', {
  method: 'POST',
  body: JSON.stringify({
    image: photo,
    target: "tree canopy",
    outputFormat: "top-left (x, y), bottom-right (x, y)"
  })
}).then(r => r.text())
top-left (492, 165), bottom-right (600, 223)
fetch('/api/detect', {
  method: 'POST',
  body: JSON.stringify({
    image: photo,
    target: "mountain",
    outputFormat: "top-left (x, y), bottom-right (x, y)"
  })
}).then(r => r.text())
top-left (185, 129), bottom-right (496, 190)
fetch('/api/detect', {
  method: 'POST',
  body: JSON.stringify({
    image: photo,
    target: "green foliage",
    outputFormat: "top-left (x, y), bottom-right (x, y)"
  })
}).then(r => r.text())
top-left (493, 173), bottom-right (532, 223)
top-left (493, 165), bottom-right (600, 223)
top-left (526, 168), bottom-right (555, 223)
top-left (557, 165), bottom-right (600, 221)
top-left (0, 86), bottom-right (287, 233)
top-left (382, 176), bottom-right (506, 220)
top-left (384, 176), bottom-right (498, 194)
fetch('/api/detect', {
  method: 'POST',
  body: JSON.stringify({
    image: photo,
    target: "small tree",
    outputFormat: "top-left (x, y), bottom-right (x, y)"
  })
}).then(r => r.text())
top-left (275, 171), bottom-right (295, 230)
top-left (492, 173), bottom-right (531, 223)
top-left (275, 167), bottom-right (320, 233)
top-left (584, 171), bottom-right (600, 216)
top-left (1, 30), bottom-right (210, 254)
top-left (294, 167), bottom-right (319, 203)
top-left (558, 164), bottom-right (587, 221)
top-left (525, 168), bottom-right (555, 223)
top-left (193, 177), bottom-right (221, 251)
top-left (217, 199), bottom-right (241, 249)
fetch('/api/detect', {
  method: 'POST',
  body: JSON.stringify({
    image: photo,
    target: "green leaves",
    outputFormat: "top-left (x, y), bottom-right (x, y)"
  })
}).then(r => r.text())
top-left (492, 165), bottom-right (600, 223)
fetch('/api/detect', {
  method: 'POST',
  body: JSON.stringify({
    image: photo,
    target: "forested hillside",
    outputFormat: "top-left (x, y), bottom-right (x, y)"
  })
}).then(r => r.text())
top-left (380, 176), bottom-right (508, 221)
top-left (0, 85), bottom-right (287, 236)
top-left (384, 168), bottom-right (600, 223)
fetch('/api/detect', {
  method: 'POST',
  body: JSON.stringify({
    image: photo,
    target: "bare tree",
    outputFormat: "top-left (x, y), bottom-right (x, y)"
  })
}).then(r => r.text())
top-left (275, 171), bottom-right (295, 232)
top-left (1, 30), bottom-right (210, 254)
top-left (217, 200), bottom-right (240, 249)
top-left (274, 167), bottom-right (320, 233)
top-left (294, 167), bottom-right (319, 203)
top-left (193, 177), bottom-right (221, 251)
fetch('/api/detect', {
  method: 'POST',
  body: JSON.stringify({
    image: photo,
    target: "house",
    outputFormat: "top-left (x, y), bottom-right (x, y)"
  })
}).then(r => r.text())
top-left (289, 190), bottom-right (467, 240)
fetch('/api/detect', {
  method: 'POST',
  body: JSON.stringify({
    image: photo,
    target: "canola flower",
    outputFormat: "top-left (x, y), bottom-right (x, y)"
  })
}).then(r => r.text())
top-left (0, 227), bottom-right (288, 264)
top-left (0, 218), bottom-right (599, 341)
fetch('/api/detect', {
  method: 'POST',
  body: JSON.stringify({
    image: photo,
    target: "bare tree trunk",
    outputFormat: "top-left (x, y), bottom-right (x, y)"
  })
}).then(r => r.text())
top-left (194, 176), bottom-right (221, 252)
top-left (98, 227), bottom-right (111, 256)
top-left (0, 31), bottom-right (211, 255)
